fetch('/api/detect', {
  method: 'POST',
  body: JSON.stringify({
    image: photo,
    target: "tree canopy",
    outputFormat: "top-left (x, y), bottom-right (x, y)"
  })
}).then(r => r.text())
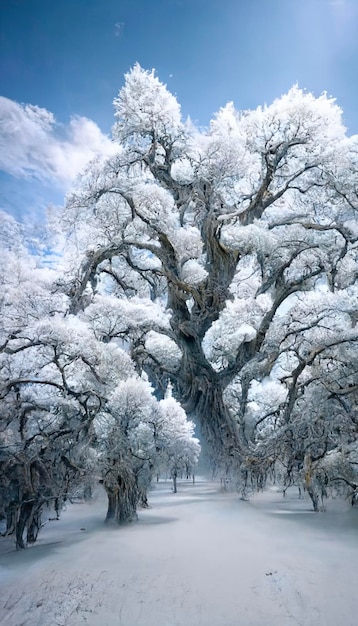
top-left (63, 66), bottom-right (358, 488)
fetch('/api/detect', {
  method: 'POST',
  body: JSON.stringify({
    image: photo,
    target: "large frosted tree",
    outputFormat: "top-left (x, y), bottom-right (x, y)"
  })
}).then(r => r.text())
top-left (60, 65), bottom-right (358, 499)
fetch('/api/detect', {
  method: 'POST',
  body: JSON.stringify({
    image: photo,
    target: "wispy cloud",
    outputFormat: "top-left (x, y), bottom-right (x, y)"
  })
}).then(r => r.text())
top-left (0, 97), bottom-right (117, 188)
top-left (114, 21), bottom-right (124, 37)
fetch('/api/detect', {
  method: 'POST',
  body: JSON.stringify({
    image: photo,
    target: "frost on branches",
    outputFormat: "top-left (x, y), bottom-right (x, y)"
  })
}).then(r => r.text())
top-left (60, 65), bottom-right (358, 509)
top-left (1, 65), bottom-right (358, 538)
top-left (0, 211), bottom-right (200, 546)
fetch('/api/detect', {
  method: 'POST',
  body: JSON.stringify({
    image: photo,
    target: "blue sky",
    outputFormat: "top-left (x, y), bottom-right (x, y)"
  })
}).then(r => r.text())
top-left (1, 0), bottom-right (357, 222)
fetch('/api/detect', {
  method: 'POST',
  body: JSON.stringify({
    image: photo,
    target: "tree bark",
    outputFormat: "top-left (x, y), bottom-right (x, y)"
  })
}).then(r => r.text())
top-left (16, 500), bottom-right (33, 549)
top-left (304, 453), bottom-right (319, 512)
top-left (26, 504), bottom-right (43, 544)
top-left (172, 470), bottom-right (177, 494)
top-left (103, 467), bottom-right (138, 524)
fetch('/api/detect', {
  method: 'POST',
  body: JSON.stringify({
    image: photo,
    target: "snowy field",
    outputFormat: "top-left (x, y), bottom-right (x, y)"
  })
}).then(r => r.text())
top-left (0, 479), bottom-right (357, 626)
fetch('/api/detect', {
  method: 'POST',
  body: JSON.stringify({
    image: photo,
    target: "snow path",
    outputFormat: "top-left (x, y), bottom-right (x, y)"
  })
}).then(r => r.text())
top-left (0, 480), bottom-right (357, 626)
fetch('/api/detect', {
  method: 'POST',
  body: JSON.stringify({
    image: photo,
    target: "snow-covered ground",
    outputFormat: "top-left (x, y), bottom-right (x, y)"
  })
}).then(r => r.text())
top-left (0, 479), bottom-right (357, 626)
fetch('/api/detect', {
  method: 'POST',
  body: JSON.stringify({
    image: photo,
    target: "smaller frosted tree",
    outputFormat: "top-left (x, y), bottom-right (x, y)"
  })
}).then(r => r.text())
top-left (95, 376), bottom-right (157, 523)
top-left (95, 378), bottom-right (200, 519)
top-left (157, 384), bottom-right (201, 493)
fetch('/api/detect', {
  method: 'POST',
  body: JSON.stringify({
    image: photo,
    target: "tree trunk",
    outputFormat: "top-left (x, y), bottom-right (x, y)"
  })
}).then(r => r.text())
top-left (135, 464), bottom-right (152, 509)
top-left (103, 467), bottom-right (138, 524)
top-left (172, 470), bottom-right (177, 494)
top-left (26, 505), bottom-right (43, 544)
top-left (105, 487), bottom-right (118, 522)
top-left (166, 220), bottom-right (242, 465)
top-left (187, 376), bottom-right (242, 468)
top-left (304, 453), bottom-right (319, 512)
top-left (16, 500), bottom-right (33, 549)
top-left (83, 483), bottom-right (93, 500)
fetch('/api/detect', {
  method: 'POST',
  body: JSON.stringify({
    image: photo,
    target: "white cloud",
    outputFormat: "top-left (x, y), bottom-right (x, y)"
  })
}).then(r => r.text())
top-left (0, 97), bottom-right (117, 188)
